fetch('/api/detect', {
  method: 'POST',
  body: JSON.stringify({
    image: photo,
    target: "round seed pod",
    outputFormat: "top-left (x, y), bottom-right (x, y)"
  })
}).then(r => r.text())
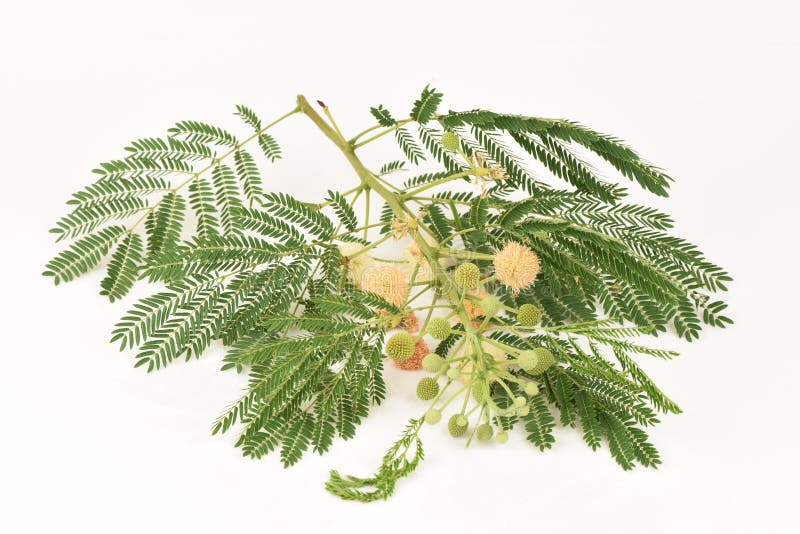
top-left (448, 414), bottom-right (468, 437)
top-left (454, 263), bottom-right (481, 290)
top-left (479, 295), bottom-right (502, 317)
top-left (446, 367), bottom-right (461, 380)
top-left (517, 304), bottom-right (542, 327)
top-left (421, 353), bottom-right (445, 373)
top-left (527, 347), bottom-right (555, 375)
top-left (425, 409), bottom-right (442, 425)
top-left (524, 382), bottom-right (540, 396)
top-left (426, 317), bottom-right (452, 340)
top-left (476, 423), bottom-right (494, 442)
top-left (441, 131), bottom-right (459, 151)
top-left (416, 377), bottom-right (440, 400)
top-left (514, 396), bottom-right (527, 408)
top-left (496, 431), bottom-right (509, 444)
top-left (516, 405), bottom-right (530, 417)
top-left (517, 350), bottom-right (539, 372)
top-left (385, 332), bottom-right (415, 361)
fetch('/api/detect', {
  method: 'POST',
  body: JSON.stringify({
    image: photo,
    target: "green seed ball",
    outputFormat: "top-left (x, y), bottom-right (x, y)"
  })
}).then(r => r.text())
top-left (517, 304), bottom-right (542, 327)
top-left (479, 295), bottom-right (502, 317)
top-left (476, 423), bottom-right (494, 442)
top-left (517, 350), bottom-right (539, 372)
top-left (425, 409), bottom-right (442, 425)
top-left (528, 347), bottom-right (555, 375)
top-left (472, 382), bottom-right (490, 403)
top-left (514, 396), bottom-right (527, 408)
top-left (385, 332), bottom-right (415, 361)
top-left (416, 377), bottom-right (440, 401)
top-left (421, 353), bottom-right (445, 373)
top-left (524, 382), bottom-right (540, 396)
top-left (441, 131), bottom-right (460, 151)
top-left (516, 405), bottom-right (530, 417)
top-left (496, 431), bottom-right (509, 444)
top-left (454, 263), bottom-right (481, 290)
top-left (448, 414), bottom-right (468, 437)
top-left (426, 317), bottom-right (451, 340)
top-left (456, 414), bottom-right (468, 427)
top-left (446, 367), bottom-right (461, 380)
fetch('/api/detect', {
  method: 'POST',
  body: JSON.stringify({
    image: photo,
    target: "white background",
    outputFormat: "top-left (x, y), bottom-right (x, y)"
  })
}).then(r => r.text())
top-left (1, 1), bottom-right (798, 532)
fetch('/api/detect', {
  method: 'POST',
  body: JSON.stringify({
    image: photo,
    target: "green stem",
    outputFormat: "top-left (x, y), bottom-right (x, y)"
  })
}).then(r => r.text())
top-left (400, 169), bottom-right (475, 199)
top-left (352, 119), bottom-right (413, 149)
top-left (363, 187), bottom-right (371, 240)
top-left (296, 94), bottom-right (479, 343)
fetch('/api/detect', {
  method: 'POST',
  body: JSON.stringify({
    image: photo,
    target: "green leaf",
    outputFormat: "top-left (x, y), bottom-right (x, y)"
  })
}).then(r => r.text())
top-left (211, 164), bottom-right (244, 235)
top-left (168, 120), bottom-right (238, 147)
top-left (258, 133), bottom-right (282, 162)
top-left (44, 226), bottom-right (126, 285)
top-left (100, 233), bottom-right (144, 302)
top-left (234, 150), bottom-right (264, 204)
top-left (145, 192), bottom-right (185, 262)
top-left (326, 190), bottom-right (358, 231)
top-left (262, 192), bottom-right (334, 239)
top-left (370, 105), bottom-right (395, 127)
top-left (523, 394), bottom-right (556, 451)
top-left (410, 85), bottom-right (443, 124)
top-left (394, 128), bottom-right (426, 165)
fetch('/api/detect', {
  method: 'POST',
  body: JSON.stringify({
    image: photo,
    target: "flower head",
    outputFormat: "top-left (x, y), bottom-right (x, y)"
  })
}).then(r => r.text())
top-left (493, 241), bottom-right (540, 294)
top-left (362, 265), bottom-right (408, 306)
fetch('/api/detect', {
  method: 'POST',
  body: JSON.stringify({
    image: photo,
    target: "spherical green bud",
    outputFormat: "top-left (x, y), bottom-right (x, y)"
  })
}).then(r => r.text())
top-left (425, 408), bottom-right (442, 425)
top-left (516, 405), bottom-right (530, 417)
top-left (514, 396), bottom-right (527, 408)
top-left (496, 431), bottom-right (509, 444)
top-left (517, 350), bottom-right (539, 372)
top-left (385, 332), bottom-right (415, 360)
top-left (441, 131), bottom-right (459, 151)
top-left (421, 353), bottom-right (445, 373)
top-left (446, 367), bottom-right (461, 380)
top-left (454, 263), bottom-right (481, 290)
top-left (476, 423), bottom-right (494, 442)
top-left (456, 414), bottom-right (468, 426)
top-left (524, 382), bottom-right (540, 396)
top-left (426, 317), bottom-right (451, 340)
top-left (479, 295), bottom-right (502, 317)
top-left (527, 347), bottom-right (555, 375)
top-left (448, 414), bottom-right (468, 437)
top-left (517, 304), bottom-right (542, 327)
top-left (472, 382), bottom-right (490, 403)
top-left (416, 377), bottom-right (440, 401)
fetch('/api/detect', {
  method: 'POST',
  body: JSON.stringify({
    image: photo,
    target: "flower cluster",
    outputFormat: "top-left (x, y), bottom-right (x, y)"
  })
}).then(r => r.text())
top-left (372, 237), bottom-right (550, 445)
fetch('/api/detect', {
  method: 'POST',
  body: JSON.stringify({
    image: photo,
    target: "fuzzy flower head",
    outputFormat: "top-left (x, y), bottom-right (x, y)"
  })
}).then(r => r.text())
top-left (493, 241), bottom-right (540, 294)
top-left (362, 265), bottom-right (408, 306)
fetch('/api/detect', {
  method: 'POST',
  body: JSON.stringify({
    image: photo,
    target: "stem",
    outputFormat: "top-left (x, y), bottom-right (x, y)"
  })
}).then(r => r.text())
top-left (363, 187), bottom-right (371, 240)
top-left (400, 169), bottom-right (475, 199)
top-left (296, 95), bottom-right (479, 342)
top-left (352, 119), bottom-right (413, 149)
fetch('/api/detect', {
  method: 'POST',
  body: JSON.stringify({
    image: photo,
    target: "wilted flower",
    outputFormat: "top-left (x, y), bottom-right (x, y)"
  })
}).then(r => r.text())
top-left (393, 339), bottom-right (430, 371)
